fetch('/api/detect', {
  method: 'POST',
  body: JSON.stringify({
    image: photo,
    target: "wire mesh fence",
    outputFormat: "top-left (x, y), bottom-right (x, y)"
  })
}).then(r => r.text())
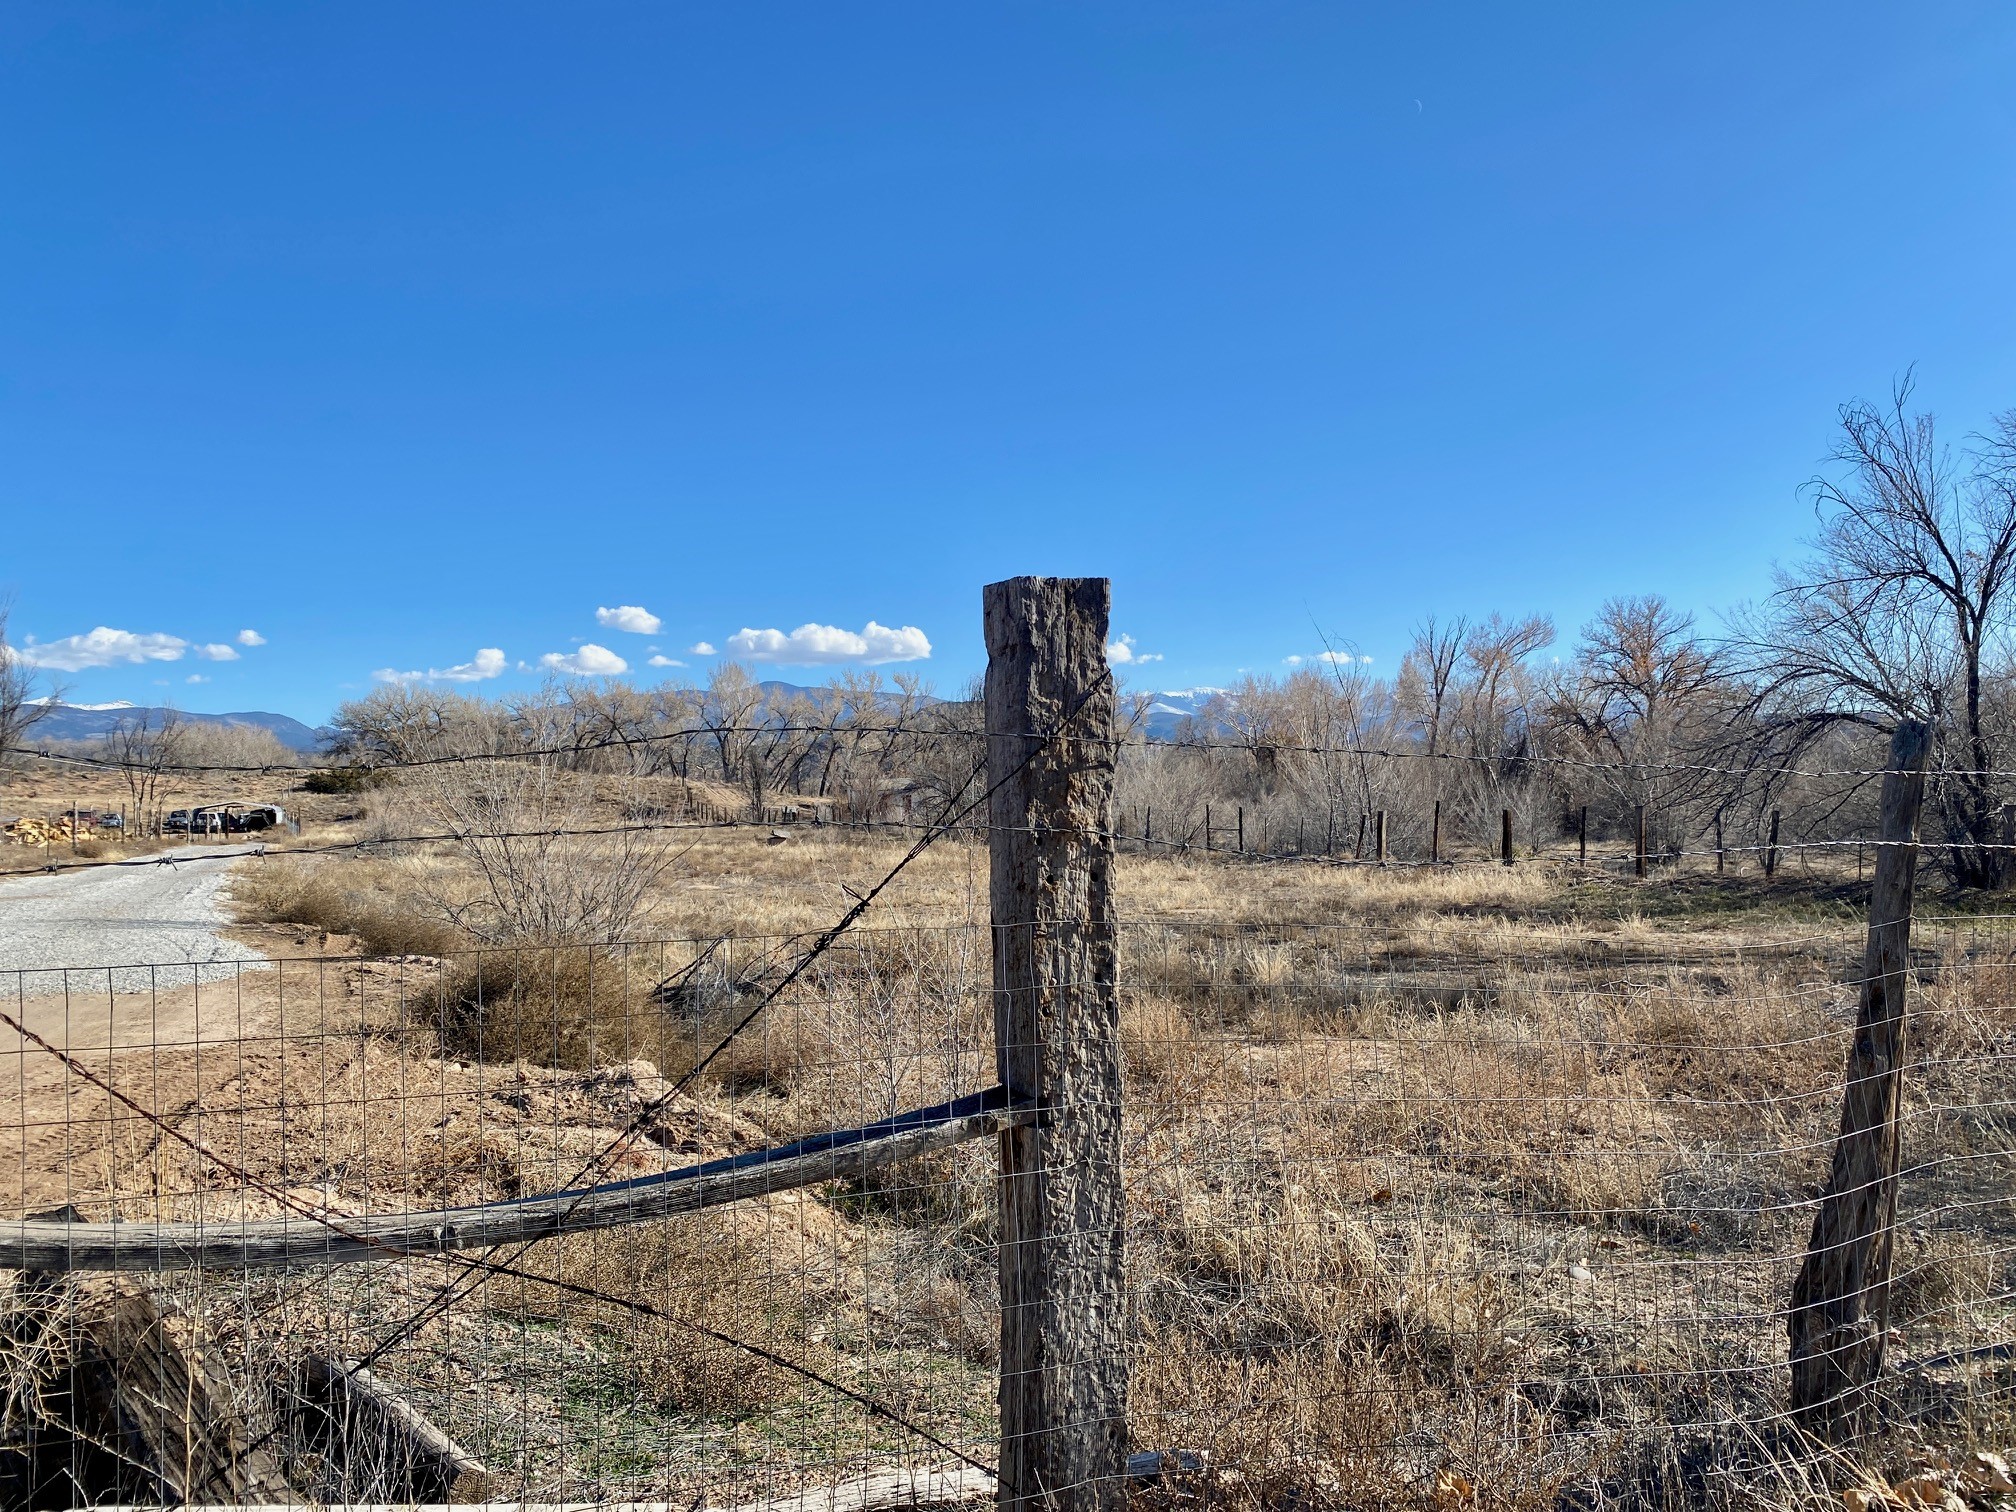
top-left (3, 909), bottom-right (2012, 1508)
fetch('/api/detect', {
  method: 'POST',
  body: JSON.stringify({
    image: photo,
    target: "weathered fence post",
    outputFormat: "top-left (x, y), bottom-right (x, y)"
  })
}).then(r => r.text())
top-left (985, 577), bottom-right (1128, 1512)
top-left (1204, 804), bottom-right (1213, 853)
top-left (1374, 809), bottom-right (1386, 865)
top-left (1634, 804), bottom-right (1647, 879)
top-left (1578, 804), bottom-right (1588, 866)
top-left (1431, 800), bottom-right (1442, 865)
top-left (1766, 807), bottom-right (1782, 878)
top-left (1787, 719), bottom-right (1931, 1437)
top-left (1500, 809), bottom-right (1513, 867)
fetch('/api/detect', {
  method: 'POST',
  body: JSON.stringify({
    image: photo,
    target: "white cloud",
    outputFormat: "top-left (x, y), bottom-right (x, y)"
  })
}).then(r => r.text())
top-left (15, 628), bottom-right (190, 671)
top-left (185, 673), bottom-right (209, 684)
top-left (1105, 634), bottom-right (1163, 666)
top-left (236, 629), bottom-right (266, 647)
top-left (539, 643), bottom-right (629, 676)
top-left (688, 641), bottom-right (717, 656)
top-left (723, 621), bottom-right (930, 666)
top-left (194, 642), bottom-right (240, 661)
top-left (595, 605), bottom-right (662, 635)
top-left (1283, 655), bottom-right (1304, 666)
top-left (647, 654), bottom-right (684, 668)
top-left (373, 647), bottom-right (509, 685)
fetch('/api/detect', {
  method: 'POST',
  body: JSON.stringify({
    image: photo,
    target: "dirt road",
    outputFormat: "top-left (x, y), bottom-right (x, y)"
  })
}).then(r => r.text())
top-left (0, 843), bottom-right (265, 995)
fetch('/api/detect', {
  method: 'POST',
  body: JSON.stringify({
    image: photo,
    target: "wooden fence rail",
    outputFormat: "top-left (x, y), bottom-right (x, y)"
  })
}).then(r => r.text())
top-left (0, 1089), bottom-right (1033, 1272)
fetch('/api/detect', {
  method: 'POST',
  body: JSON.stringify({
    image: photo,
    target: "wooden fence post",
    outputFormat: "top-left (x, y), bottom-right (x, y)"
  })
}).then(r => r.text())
top-left (984, 576), bottom-right (1128, 1512)
top-left (1431, 800), bottom-right (1442, 865)
top-left (1635, 805), bottom-right (1647, 879)
top-left (1204, 804), bottom-right (1212, 853)
top-left (1374, 809), bottom-right (1386, 865)
top-left (1500, 809), bottom-right (1513, 867)
top-left (1578, 804), bottom-right (1588, 866)
top-left (1787, 719), bottom-right (1931, 1437)
top-left (1236, 806), bottom-right (1245, 855)
top-left (1766, 808), bottom-right (1781, 878)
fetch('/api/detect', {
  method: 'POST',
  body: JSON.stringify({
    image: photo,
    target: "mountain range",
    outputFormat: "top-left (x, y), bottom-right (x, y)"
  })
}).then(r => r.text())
top-left (24, 702), bottom-right (327, 752)
top-left (21, 682), bottom-right (1225, 756)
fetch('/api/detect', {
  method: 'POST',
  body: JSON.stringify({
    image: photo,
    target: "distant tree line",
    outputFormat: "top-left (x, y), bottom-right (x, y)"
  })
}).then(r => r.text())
top-left (7, 379), bottom-right (2016, 883)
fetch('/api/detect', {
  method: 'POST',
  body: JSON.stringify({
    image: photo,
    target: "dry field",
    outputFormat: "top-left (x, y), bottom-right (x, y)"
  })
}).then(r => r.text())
top-left (4, 778), bottom-right (2014, 1508)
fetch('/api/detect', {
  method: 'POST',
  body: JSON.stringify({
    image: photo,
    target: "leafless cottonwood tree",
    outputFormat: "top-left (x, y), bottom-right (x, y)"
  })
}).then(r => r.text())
top-left (105, 711), bottom-right (185, 835)
top-left (1547, 596), bottom-right (1725, 859)
top-left (1728, 376), bottom-right (2016, 888)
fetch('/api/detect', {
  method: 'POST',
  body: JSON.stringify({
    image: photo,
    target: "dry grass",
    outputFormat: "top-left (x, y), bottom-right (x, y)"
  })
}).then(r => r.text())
top-left (231, 855), bottom-right (462, 957)
top-left (20, 821), bottom-right (2016, 1505)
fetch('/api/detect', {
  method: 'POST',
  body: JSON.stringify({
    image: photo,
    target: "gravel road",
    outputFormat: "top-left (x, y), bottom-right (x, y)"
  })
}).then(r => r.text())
top-left (0, 845), bottom-right (267, 994)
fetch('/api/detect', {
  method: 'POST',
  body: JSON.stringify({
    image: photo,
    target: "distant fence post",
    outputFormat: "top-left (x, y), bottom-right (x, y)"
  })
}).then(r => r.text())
top-left (984, 576), bottom-right (1128, 1512)
top-left (1634, 804), bottom-right (1647, 878)
top-left (1500, 809), bottom-right (1513, 867)
top-left (1431, 800), bottom-right (1442, 865)
top-left (1374, 809), bottom-right (1386, 865)
top-left (1766, 808), bottom-right (1782, 878)
top-left (1788, 719), bottom-right (1931, 1437)
top-left (1578, 804), bottom-right (1587, 866)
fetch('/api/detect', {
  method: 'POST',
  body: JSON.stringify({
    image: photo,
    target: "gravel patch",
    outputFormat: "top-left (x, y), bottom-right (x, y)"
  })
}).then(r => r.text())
top-left (0, 845), bottom-right (268, 993)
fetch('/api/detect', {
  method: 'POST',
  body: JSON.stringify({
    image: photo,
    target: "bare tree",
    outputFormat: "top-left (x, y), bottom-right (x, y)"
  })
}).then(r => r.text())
top-left (0, 604), bottom-right (61, 788)
top-left (1395, 615), bottom-right (1468, 760)
top-left (1728, 377), bottom-right (2016, 888)
top-left (105, 711), bottom-right (185, 836)
top-left (1549, 596), bottom-right (1724, 859)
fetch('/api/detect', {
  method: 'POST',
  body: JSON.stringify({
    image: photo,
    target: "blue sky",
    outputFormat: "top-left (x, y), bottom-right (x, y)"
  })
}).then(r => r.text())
top-left (5, 3), bottom-right (2016, 722)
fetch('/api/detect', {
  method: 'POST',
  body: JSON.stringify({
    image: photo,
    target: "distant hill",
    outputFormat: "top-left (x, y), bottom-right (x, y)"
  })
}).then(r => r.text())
top-left (25, 702), bottom-right (328, 753)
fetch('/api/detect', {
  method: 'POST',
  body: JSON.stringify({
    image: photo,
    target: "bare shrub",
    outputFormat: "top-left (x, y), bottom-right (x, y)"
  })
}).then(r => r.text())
top-left (402, 758), bottom-right (682, 945)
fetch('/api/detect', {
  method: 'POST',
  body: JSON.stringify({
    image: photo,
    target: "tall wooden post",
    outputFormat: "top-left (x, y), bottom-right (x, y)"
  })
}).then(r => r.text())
top-left (1578, 804), bottom-right (1588, 866)
top-left (1374, 809), bottom-right (1386, 865)
top-left (1431, 800), bottom-right (1442, 865)
top-left (985, 576), bottom-right (1128, 1511)
top-left (1203, 804), bottom-right (1212, 853)
top-left (1236, 806), bottom-right (1245, 854)
top-left (1500, 809), bottom-right (1513, 867)
top-left (1715, 812), bottom-right (1726, 874)
top-left (1788, 720), bottom-right (1931, 1437)
top-left (1766, 808), bottom-right (1782, 878)
top-left (1634, 805), bottom-right (1647, 878)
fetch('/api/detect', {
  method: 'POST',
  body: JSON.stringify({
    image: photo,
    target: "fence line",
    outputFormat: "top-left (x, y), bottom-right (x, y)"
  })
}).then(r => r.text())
top-left (5, 578), bottom-right (2013, 1509)
top-left (13, 719), bottom-right (2016, 781)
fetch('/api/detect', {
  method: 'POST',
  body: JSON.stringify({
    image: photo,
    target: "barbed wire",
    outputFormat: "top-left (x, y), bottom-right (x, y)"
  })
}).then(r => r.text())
top-left (327, 665), bottom-right (1118, 1390)
top-left (1, 805), bottom-right (2006, 882)
top-left (0, 996), bottom-right (999, 1477)
top-left (7, 720), bottom-right (2011, 780)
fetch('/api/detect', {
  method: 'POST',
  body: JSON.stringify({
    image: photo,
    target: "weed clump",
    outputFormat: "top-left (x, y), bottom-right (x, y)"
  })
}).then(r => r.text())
top-left (437, 945), bottom-right (673, 1070)
top-left (233, 857), bottom-right (461, 957)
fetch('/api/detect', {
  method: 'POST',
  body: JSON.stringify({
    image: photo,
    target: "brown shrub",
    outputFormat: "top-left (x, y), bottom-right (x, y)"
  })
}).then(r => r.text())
top-left (232, 858), bottom-right (460, 957)
top-left (437, 945), bottom-right (673, 1070)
